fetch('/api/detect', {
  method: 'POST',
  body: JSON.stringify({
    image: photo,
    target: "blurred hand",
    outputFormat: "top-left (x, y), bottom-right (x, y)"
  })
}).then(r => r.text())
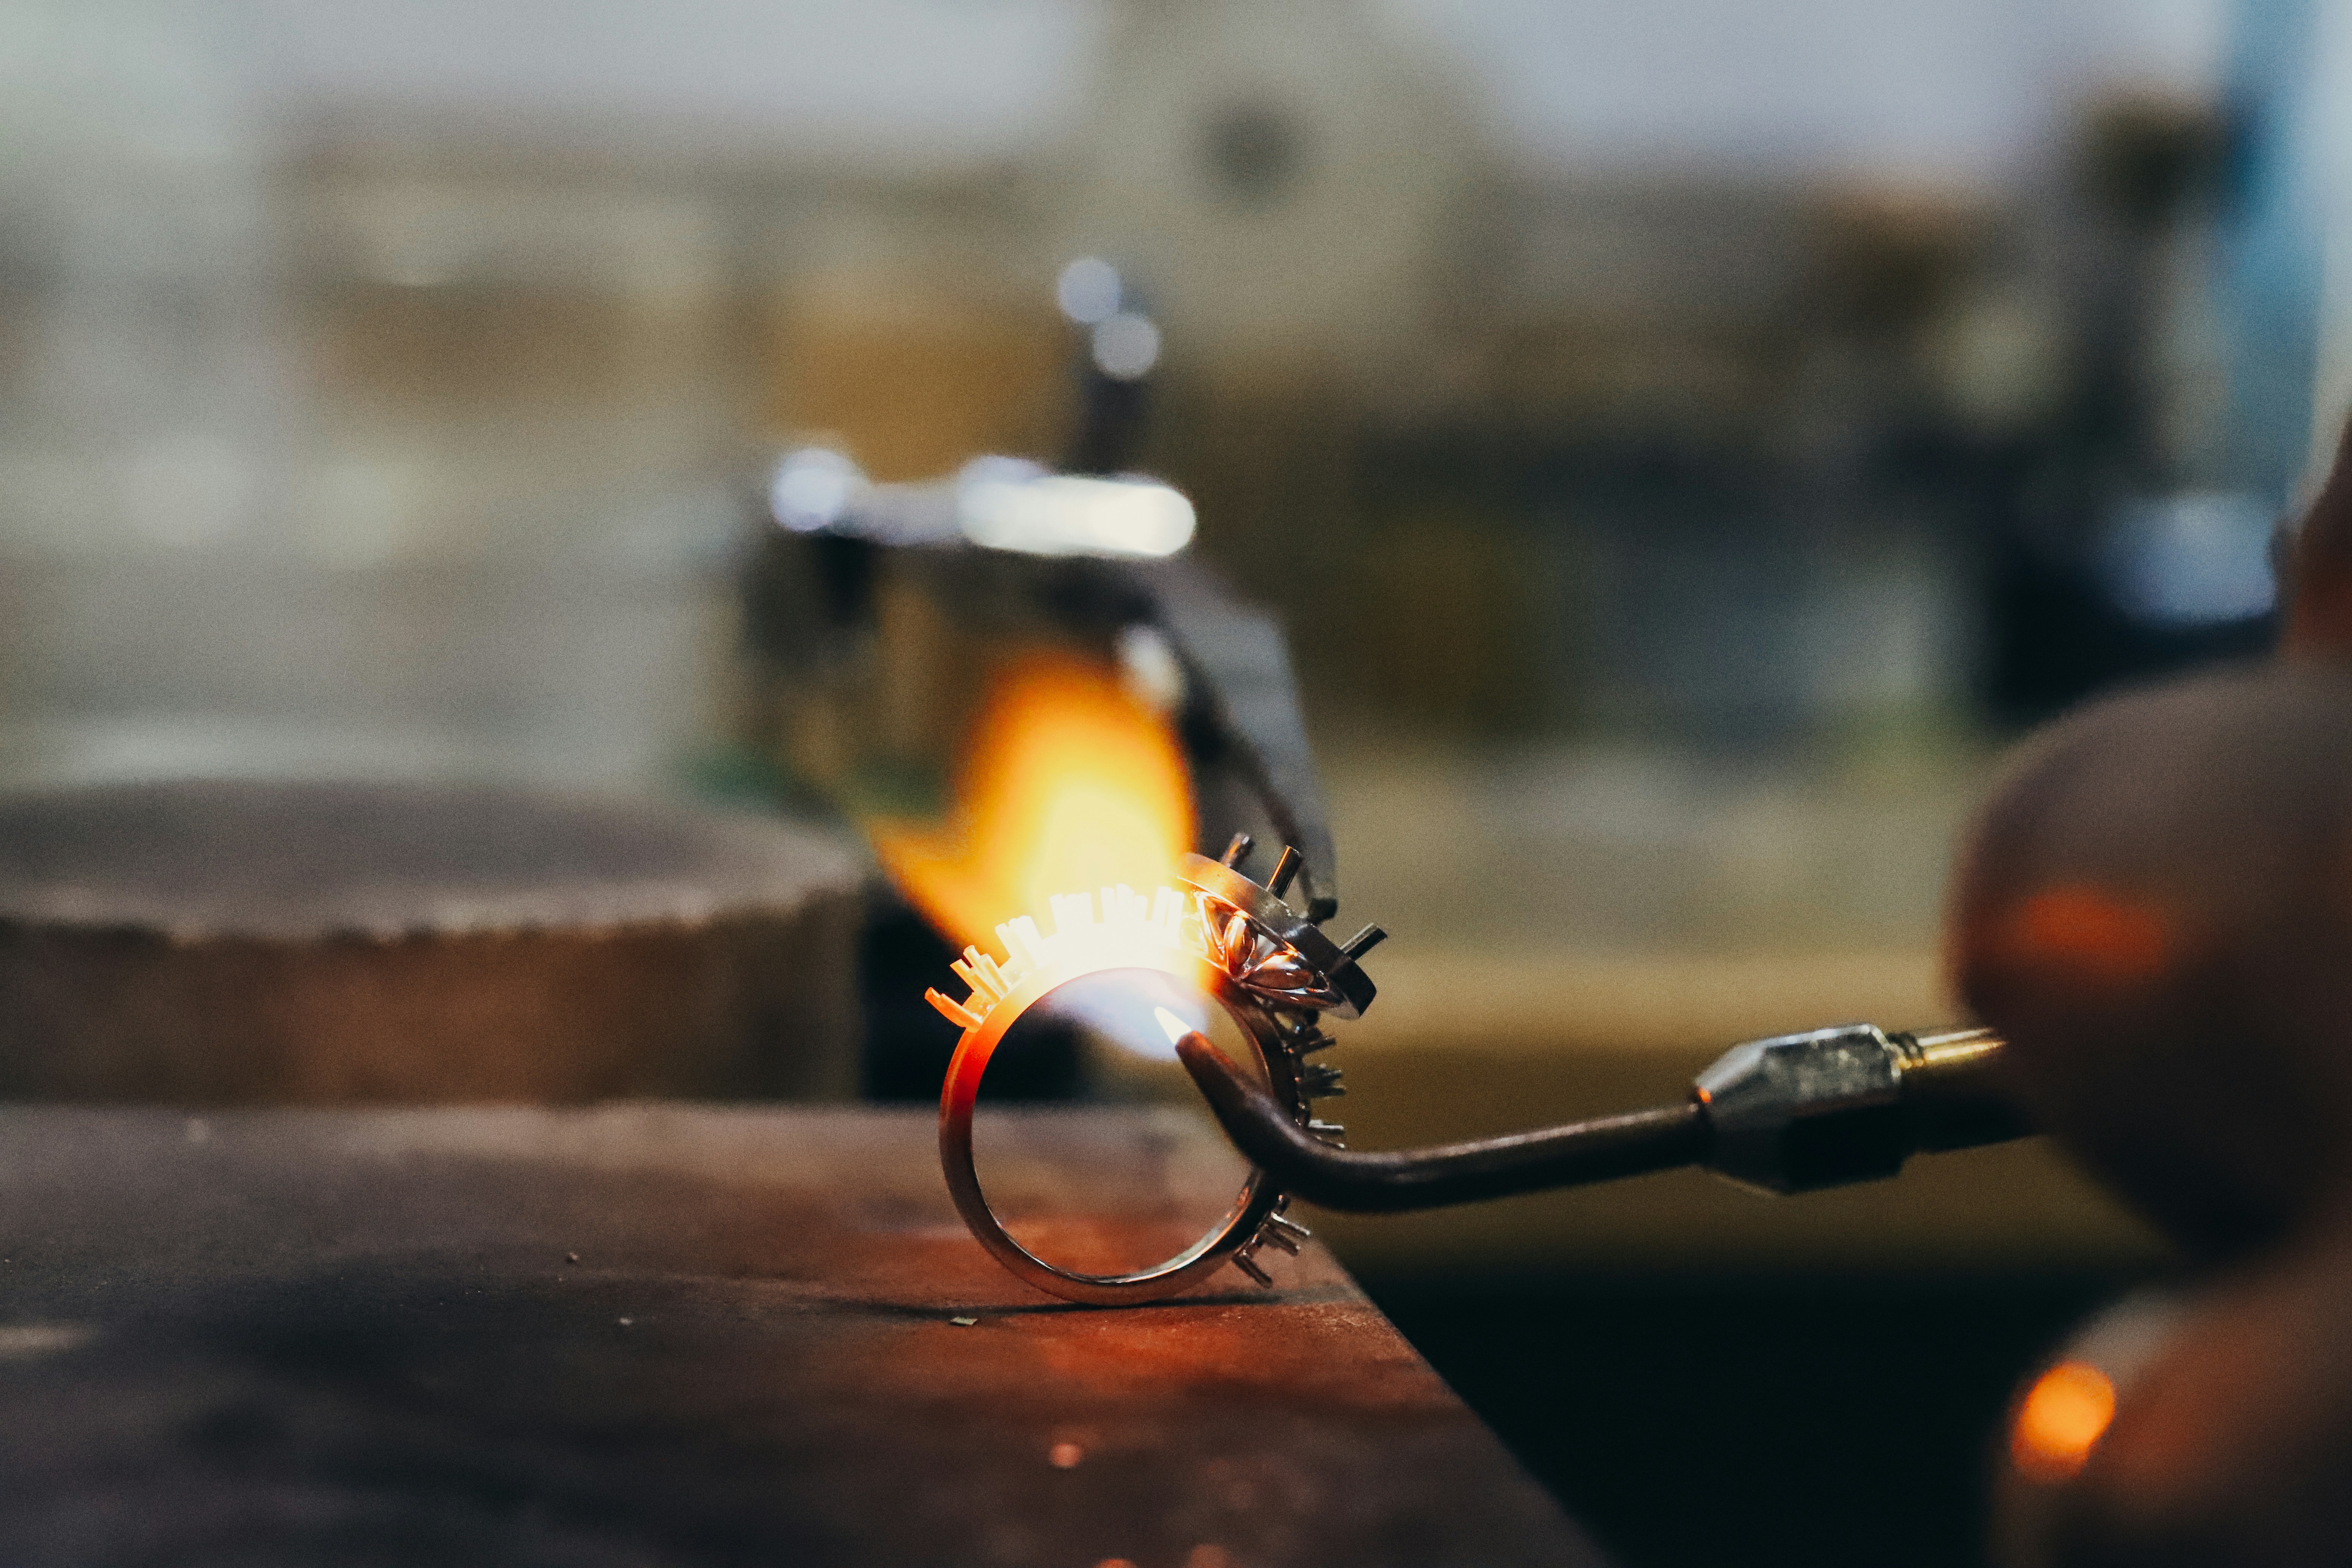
top-left (1953, 420), bottom-right (2352, 1564)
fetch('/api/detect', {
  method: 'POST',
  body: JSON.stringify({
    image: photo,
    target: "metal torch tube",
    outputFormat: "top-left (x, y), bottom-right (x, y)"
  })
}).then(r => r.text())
top-left (1177, 1023), bottom-right (2025, 1214)
top-left (1177, 1034), bottom-right (1711, 1212)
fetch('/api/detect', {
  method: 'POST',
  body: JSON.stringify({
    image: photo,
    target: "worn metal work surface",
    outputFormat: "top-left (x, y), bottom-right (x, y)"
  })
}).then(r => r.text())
top-left (0, 1104), bottom-right (1600, 1568)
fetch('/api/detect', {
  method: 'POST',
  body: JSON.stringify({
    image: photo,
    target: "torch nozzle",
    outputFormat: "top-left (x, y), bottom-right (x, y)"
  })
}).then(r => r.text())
top-left (1177, 1022), bottom-right (2027, 1214)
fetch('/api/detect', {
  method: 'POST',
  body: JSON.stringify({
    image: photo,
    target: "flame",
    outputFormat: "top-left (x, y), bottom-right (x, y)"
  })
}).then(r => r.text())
top-left (2011, 1360), bottom-right (2118, 1482)
top-left (870, 650), bottom-right (1192, 948)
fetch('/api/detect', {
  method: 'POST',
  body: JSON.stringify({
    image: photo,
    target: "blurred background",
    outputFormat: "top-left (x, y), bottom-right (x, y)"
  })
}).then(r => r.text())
top-left (6, 0), bottom-right (2350, 1563)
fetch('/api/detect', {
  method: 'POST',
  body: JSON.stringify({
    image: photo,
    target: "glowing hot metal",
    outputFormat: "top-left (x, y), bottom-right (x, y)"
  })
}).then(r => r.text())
top-left (932, 835), bottom-right (1378, 1305)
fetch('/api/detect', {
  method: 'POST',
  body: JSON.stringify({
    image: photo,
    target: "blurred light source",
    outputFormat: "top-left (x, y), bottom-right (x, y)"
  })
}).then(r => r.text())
top-left (1090, 312), bottom-right (1161, 380)
top-left (2011, 1360), bottom-right (2118, 1482)
top-left (1115, 622), bottom-right (1187, 712)
top-left (2100, 493), bottom-right (2278, 626)
top-left (1056, 256), bottom-right (1123, 324)
top-left (959, 469), bottom-right (1193, 558)
top-left (769, 447), bottom-right (866, 533)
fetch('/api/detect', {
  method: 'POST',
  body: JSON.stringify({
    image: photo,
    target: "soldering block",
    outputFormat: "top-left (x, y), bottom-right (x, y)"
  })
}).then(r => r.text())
top-left (0, 781), bottom-right (864, 1104)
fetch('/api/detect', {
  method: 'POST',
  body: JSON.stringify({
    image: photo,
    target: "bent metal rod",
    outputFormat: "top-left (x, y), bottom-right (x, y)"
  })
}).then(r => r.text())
top-left (1175, 1023), bottom-right (2028, 1213)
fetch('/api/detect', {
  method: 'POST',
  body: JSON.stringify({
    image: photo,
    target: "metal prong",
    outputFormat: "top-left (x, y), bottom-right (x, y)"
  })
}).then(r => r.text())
top-left (1266, 1211), bottom-right (1312, 1243)
top-left (1300, 1063), bottom-right (1345, 1098)
top-left (925, 988), bottom-right (984, 1030)
top-left (1268, 845), bottom-right (1302, 898)
top-left (1307, 1119), bottom-right (1346, 1146)
top-left (1341, 924), bottom-right (1387, 959)
top-left (1220, 831), bottom-right (1255, 868)
top-left (1231, 1248), bottom-right (1274, 1287)
top-left (1292, 1027), bottom-right (1337, 1055)
top-left (1259, 1223), bottom-right (1302, 1256)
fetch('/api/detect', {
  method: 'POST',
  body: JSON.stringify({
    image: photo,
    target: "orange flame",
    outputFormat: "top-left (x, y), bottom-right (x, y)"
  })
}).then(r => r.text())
top-left (2011, 1360), bottom-right (2117, 1482)
top-left (870, 651), bottom-right (1193, 948)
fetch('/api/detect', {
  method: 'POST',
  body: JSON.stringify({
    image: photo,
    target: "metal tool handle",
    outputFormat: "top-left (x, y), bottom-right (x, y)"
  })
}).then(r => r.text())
top-left (1177, 1023), bottom-right (2028, 1214)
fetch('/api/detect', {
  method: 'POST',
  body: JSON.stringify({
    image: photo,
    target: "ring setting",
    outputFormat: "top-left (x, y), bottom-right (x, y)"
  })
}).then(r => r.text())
top-left (931, 837), bottom-right (1381, 1304)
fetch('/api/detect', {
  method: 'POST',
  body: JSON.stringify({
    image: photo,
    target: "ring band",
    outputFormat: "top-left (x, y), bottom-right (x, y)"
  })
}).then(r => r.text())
top-left (930, 854), bottom-right (1372, 1305)
top-left (938, 948), bottom-right (1300, 1305)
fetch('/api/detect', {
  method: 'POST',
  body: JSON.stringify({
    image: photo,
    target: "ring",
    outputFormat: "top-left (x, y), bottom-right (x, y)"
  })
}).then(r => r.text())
top-left (931, 845), bottom-right (1376, 1305)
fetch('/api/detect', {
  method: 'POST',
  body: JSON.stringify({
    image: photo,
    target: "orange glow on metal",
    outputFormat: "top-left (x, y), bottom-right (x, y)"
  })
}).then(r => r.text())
top-left (870, 651), bottom-right (1192, 949)
top-left (1997, 885), bottom-right (2173, 986)
top-left (2012, 1360), bottom-right (2117, 1481)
